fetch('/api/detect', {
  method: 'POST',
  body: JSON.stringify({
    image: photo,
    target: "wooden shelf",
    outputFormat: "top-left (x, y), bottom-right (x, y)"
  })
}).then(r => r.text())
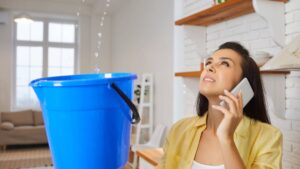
top-left (259, 70), bottom-right (290, 74)
top-left (175, 71), bottom-right (202, 77)
top-left (175, 70), bottom-right (290, 77)
top-left (175, 0), bottom-right (289, 77)
top-left (175, 0), bottom-right (288, 26)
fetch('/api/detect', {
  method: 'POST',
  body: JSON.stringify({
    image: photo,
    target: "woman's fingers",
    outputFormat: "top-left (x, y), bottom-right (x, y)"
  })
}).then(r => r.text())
top-left (219, 94), bottom-right (236, 114)
top-left (238, 91), bottom-right (243, 111)
top-left (235, 91), bottom-right (243, 116)
top-left (224, 90), bottom-right (240, 109)
top-left (219, 89), bottom-right (244, 116)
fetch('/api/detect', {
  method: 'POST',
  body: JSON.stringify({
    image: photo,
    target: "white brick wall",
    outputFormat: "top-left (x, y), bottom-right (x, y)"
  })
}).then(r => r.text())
top-left (286, 88), bottom-right (300, 100)
top-left (205, 13), bottom-right (280, 55)
top-left (286, 22), bottom-right (300, 34)
top-left (292, 121), bottom-right (300, 132)
top-left (183, 0), bottom-right (214, 17)
top-left (284, 73), bottom-right (300, 167)
top-left (285, 1), bottom-right (300, 167)
top-left (183, 26), bottom-right (206, 71)
top-left (177, 0), bottom-right (300, 168)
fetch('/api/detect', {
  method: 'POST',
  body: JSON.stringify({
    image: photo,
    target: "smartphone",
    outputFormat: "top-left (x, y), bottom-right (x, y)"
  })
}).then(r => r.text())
top-left (220, 78), bottom-right (254, 108)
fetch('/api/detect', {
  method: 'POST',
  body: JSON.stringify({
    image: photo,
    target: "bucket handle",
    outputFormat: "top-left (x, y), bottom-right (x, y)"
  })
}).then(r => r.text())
top-left (111, 83), bottom-right (140, 124)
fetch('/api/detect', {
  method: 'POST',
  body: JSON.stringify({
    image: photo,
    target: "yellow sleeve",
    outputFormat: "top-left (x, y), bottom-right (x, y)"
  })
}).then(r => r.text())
top-left (155, 116), bottom-right (196, 169)
top-left (155, 133), bottom-right (169, 169)
top-left (251, 129), bottom-right (283, 169)
top-left (155, 118), bottom-right (184, 169)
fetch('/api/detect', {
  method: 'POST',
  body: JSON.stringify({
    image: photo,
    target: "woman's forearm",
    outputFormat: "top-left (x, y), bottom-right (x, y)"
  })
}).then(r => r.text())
top-left (219, 138), bottom-right (246, 169)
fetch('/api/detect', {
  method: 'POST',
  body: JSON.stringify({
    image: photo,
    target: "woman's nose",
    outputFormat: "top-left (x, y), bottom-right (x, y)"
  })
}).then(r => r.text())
top-left (205, 64), bottom-right (215, 73)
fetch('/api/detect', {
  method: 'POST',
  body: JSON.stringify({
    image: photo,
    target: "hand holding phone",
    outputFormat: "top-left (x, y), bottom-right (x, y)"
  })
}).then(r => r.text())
top-left (220, 78), bottom-right (254, 108)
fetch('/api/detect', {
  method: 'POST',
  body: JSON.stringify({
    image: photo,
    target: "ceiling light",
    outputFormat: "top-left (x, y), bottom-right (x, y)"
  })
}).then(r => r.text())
top-left (14, 13), bottom-right (33, 23)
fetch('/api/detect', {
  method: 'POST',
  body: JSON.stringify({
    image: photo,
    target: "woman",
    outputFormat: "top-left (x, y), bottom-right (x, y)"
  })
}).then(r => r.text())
top-left (156, 42), bottom-right (282, 169)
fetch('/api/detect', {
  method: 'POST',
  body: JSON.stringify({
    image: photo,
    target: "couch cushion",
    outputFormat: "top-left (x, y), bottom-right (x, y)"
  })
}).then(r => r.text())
top-left (1, 110), bottom-right (34, 126)
top-left (1, 122), bottom-right (14, 130)
top-left (33, 110), bottom-right (44, 125)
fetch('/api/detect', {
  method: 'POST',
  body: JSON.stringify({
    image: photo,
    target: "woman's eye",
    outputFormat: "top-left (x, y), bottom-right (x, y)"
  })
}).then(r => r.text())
top-left (205, 61), bottom-right (212, 66)
top-left (221, 61), bottom-right (229, 67)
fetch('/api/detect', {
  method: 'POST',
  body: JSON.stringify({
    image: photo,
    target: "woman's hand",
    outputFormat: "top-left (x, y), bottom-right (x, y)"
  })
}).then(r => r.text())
top-left (212, 89), bottom-right (243, 143)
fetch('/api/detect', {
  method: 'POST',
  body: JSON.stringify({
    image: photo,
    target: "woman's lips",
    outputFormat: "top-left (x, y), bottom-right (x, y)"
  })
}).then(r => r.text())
top-left (203, 76), bottom-right (215, 82)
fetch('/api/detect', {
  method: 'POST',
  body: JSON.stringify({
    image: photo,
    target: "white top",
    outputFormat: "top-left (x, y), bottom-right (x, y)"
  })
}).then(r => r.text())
top-left (191, 161), bottom-right (225, 169)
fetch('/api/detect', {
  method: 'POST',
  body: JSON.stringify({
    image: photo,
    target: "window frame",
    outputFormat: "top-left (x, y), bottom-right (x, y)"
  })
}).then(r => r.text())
top-left (12, 16), bottom-right (79, 110)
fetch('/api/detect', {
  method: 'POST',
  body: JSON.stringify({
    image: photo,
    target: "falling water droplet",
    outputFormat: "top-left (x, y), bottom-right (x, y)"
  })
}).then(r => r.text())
top-left (87, 0), bottom-right (113, 75)
top-left (95, 67), bottom-right (101, 73)
top-left (94, 52), bottom-right (99, 58)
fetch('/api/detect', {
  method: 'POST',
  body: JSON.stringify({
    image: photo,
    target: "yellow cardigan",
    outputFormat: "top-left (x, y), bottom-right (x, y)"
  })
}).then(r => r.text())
top-left (156, 114), bottom-right (282, 169)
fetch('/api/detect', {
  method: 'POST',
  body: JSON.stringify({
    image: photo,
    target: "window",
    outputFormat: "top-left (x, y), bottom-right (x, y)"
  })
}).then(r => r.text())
top-left (14, 18), bottom-right (78, 109)
top-left (48, 47), bottom-right (74, 76)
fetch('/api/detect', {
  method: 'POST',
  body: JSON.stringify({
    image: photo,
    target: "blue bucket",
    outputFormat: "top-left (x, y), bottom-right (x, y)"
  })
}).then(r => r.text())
top-left (29, 73), bottom-right (140, 169)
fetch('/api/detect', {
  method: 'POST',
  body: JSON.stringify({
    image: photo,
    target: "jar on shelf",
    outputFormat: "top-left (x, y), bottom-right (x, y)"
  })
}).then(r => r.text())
top-left (215, 0), bottom-right (227, 5)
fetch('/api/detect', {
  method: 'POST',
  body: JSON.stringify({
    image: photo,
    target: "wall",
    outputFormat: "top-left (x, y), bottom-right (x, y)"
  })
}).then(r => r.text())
top-left (0, 11), bottom-right (12, 112)
top-left (282, 1), bottom-right (300, 168)
top-left (175, 0), bottom-right (300, 168)
top-left (0, 0), bottom-right (112, 111)
top-left (111, 0), bottom-right (174, 127)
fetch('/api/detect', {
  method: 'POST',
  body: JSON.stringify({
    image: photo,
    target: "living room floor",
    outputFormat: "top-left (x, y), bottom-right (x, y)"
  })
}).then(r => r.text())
top-left (0, 145), bottom-right (133, 169)
top-left (0, 144), bottom-right (52, 169)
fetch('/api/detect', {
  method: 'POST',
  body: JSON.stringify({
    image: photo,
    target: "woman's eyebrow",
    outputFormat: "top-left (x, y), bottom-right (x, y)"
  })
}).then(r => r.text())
top-left (206, 57), bottom-right (213, 61)
top-left (219, 57), bottom-right (235, 64)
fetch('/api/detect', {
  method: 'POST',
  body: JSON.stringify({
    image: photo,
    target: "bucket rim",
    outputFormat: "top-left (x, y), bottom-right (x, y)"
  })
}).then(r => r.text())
top-left (29, 72), bottom-right (137, 87)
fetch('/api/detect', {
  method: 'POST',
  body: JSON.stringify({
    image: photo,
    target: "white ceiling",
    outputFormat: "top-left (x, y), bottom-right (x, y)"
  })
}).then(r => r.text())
top-left (0, 0), bottom-right (127, 16)
top-left (47, 0), bottom-right (97, 5)
top-left (48, 0), bottom-right (126, 14)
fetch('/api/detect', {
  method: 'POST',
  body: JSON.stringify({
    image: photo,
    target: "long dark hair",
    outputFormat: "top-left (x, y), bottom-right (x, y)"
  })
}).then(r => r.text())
top-left (196, 42), bottom-right (270, 124)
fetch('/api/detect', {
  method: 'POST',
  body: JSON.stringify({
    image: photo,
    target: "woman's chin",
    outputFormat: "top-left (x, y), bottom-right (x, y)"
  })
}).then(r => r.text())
top-left (200, 88), bottom-right (222, 97)
top-left (199, 89), bottom-right (213, 96)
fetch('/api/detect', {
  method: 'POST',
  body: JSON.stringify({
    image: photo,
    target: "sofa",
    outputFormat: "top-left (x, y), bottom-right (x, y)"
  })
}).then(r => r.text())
top-left (0, 109), bottom-right (48, 148)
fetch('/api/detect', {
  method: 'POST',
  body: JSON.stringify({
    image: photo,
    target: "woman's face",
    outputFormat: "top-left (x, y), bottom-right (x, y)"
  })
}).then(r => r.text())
top-left (199, 49), bottom-right (243, 97)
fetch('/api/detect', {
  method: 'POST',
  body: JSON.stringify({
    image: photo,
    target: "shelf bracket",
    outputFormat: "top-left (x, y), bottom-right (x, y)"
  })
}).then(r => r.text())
top-left (252, 0), bottom-right (285, 48)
